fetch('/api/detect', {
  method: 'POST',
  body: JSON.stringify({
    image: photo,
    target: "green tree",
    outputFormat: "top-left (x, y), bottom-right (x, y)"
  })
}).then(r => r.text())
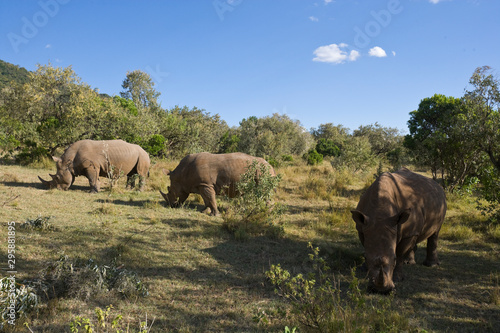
top-left (120, 70), bottom-right (161, 113)
top-left (462, 66), bottom-right (500, 171)
top-left (353, 123), bottom-right (401, 156)
top-left (331, 136), bottom-right (377, 172)
top-left (404, 94), bottom-right (481, 187)
top-left (460, 66), bottom-right (500, 222)
top-left (311, 123), bottom-right (350, 151)
top-left (219, 128), bottom-right (240, 153)
top-left (238, 114), bottom-right (312, 159)
top-left (0, 64), bottom-right (102, 160)
top-left (155, 105), bottom-right (228, 158)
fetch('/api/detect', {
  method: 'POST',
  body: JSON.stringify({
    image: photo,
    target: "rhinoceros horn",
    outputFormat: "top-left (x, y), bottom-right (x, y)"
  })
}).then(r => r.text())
top-left (38, 175), bottom-right (56, 189)
top-left (159, 190), bottom-right (168, 202)
top-left (39, 176), bottom-right (51, 187)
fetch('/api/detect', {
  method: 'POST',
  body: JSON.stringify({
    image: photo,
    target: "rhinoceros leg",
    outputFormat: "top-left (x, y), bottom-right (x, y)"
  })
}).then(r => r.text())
top-left (126, 175), bottom-right (136, 189)
top-left (395, 236), bottom-right (418, 282)
top-left (423, 231), bottom-right (440, 267)
top-left (85, 167), bottom-right (100, 193)
top-left (199, 185), bottom-right (219, 216)
top-left (404, 244), bottom-right (417, 265)
top-left (138, 175), bottom-right (146, 191)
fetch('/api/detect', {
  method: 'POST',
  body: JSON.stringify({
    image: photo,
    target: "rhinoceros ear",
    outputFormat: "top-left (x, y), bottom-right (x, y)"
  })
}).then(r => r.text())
top-left (351, 210), bottom-right (367, 225)
top-left (52, 156), bottom-right (62, 163)
top-left (162, 169), bottom-right (171, 176)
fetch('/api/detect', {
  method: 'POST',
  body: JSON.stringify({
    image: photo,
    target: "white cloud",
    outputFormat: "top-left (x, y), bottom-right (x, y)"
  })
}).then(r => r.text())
top-left (368, 46), bottom-right (387, 57)
top-left (309, 16), bottom-right (319, 22)
top-left (45, 44), bottom-right (51, 49)
top-left (349, 50), bottom-right (360, 61)
top-left (324, 0), bottom-right (334, 4)
top-left (392, 51), bottom-right (396, 56)
top-left (313, 43), bottom-right (360, 64)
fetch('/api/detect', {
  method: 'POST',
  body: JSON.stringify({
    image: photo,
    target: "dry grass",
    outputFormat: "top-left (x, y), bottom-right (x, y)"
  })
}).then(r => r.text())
top-left (0, 160), bottom-right (499, 332)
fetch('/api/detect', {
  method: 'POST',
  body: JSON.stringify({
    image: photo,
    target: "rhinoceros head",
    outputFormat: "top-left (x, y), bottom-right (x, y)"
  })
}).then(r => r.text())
top-left (159, 186), bottom-right (180, 208)
top-left (351, 209), bottom-right (410, 293)
top-left (38, 156), bottom-right (74, 190)
top-left (159, 169), bottom-right (180, 207)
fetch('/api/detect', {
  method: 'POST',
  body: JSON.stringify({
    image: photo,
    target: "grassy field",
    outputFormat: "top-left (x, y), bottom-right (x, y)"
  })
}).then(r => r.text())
top-left (0, 159), bottom-right (499, 332)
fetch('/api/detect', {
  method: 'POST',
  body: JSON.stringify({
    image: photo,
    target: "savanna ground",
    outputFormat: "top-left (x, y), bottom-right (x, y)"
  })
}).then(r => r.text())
top-left (0, 158), bottom-right (499, 332)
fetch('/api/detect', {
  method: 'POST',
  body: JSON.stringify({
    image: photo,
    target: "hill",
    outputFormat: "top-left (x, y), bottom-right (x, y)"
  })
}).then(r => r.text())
top-left (0, 59), bottom-right (30, 89)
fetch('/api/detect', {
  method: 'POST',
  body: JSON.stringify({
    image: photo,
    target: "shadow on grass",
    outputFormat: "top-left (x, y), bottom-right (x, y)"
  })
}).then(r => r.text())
top-left (1, 180), bottom-right (93, 193)
top-left (394, 240), bottom-right (500, 332)
top-left (96, 198), bottom-right (147, 208)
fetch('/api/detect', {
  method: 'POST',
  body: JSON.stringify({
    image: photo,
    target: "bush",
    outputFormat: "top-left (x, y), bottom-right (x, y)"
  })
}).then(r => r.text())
top-left (70, 304), bottom-right (154, 333)
top-left (304, 149), bottom-right (323, 166)
top-left (222, 160), bottom-right (284, 240)
top-left (20, 216), bottom-right (54, 231)
top-left (316, 138), bottom-right (340, 157)
top-left (32, 255), bottom-right (148, 301)
top-left (266, 244), bottom-right (416, 332)
top-left (477, 166), bottom-right (500, 226)
top-left (0, 277), bottom-right (38, 329)
top-left (144, 134), bottom-right (166, 157)
top-left (15, 141), bottom-right (49, 165)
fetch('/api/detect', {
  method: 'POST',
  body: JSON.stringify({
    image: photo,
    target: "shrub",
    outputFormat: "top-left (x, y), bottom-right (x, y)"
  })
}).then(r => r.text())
top-left (0, 277), bottom-right (39, 329)
top-left (70, 305), bottom-right (154, 333)
top-left (15, 141), bottom-right (49, 165)
top-left (266, 244), bottom-right (416, 332)
top-left (222, 160), bottom-right (284, 240)
top-left (477, 166), bottom-right (500, 226)
top-left (304, 149), bottom-right (323, 166)
top-left (20, 215), bottom-right (54, 231)
top-left (32, 255), bottom-right (148, 301)
top-left (316, 138), bottom-right (340, 157)
top-left (143, 134), bottom-right (166, 157)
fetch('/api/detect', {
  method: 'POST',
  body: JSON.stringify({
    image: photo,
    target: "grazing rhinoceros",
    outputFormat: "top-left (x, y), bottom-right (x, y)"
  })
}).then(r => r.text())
top-left (160, 152), bottom-right (275, 216)
top-left (39, 139), bottom-right (150, 193)
top-left (351, 168), bottom-right (446, 293)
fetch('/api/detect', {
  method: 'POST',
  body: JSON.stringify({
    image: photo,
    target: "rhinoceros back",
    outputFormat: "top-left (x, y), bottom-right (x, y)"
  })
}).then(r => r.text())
top-left (171, 152), bottom-right (273, 194)
top-left (357, 168), bottom-right (446, 241)
top-left (62, 140), bottom-right (150, 176)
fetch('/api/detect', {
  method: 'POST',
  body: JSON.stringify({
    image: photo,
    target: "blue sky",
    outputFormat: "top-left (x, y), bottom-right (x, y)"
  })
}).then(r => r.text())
top-left (1, 0), bottom-right (499, 133)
